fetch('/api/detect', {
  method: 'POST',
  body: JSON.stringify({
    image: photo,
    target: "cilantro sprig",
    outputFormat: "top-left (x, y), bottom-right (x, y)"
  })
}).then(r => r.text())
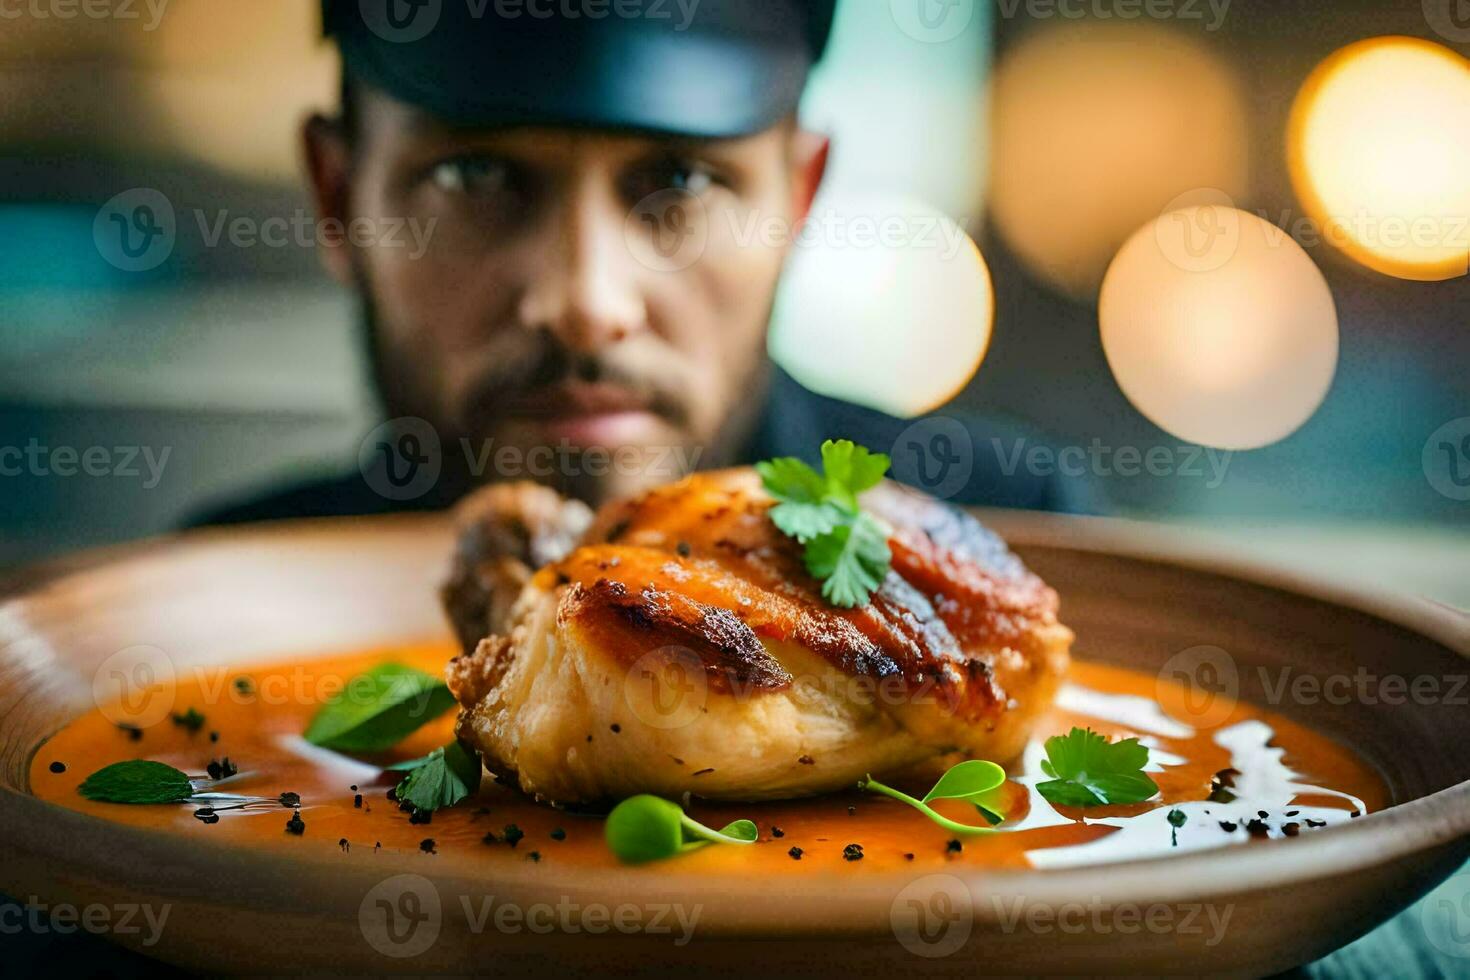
top-left (1035, 727), bottom-right (1160, 808)
top-left (859, 759), bottom-right (1009, 835)
top-left (756, 440), bottom-right (893, 608)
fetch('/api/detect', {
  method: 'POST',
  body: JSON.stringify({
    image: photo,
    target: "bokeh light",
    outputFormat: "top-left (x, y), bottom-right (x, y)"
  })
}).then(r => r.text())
top-left (769, 194), bottom-right (993, 419)
top-left (1099, 206), bottom-right (1338, 450)
top-left (1289, 36), bottom-right (1470, 282)
top-left (988, 22), bottom-right (1248, 298)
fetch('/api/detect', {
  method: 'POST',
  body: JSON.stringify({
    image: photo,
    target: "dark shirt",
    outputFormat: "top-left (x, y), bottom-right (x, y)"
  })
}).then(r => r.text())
top-left (197, 368), bottom-right (1097, 525)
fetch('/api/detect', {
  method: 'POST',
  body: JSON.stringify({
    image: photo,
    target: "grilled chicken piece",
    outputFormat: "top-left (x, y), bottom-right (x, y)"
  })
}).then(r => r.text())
top-left (444, 470), bottom-right (1072, 804)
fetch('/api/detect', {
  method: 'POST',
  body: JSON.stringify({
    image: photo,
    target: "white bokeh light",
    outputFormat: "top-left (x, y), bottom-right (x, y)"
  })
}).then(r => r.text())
top-left (1099, 206), bottom-right (1339, 450)
top-left (769, 194), bottom-right (994, 419)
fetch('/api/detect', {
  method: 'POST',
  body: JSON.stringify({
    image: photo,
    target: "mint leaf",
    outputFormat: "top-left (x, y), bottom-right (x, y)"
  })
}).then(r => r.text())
top-left (805, 511), bottom-right (891, 608)
top-left (819, 440), bottom-right (890, 512)
top-left (1035, 727), bottom-right (1159, 808)
top-left (79, 760), bottom-right (194, 804)
top-left (392, 740), bottom-right (482, 813)
top-left (304, 662), bottom-right (456, 753)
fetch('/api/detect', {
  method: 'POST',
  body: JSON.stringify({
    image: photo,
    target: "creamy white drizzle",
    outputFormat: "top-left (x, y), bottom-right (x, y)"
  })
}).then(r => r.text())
top-left (1017, 687), bottom-right (1366, 868)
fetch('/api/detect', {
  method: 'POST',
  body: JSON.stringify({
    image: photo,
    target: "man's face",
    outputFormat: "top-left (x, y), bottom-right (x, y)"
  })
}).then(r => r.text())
top-left (306, 87), bottom-right (826, 503)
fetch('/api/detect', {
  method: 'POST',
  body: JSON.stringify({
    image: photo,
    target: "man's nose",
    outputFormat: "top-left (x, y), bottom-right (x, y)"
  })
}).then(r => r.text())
top-left (517, 190), bottom-right (649, 352)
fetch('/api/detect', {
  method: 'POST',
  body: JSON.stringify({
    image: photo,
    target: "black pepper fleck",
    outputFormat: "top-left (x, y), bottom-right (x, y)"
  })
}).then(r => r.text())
top-left (410, 808), bottom-right (432, 825)
top-left (279, 792), bottom-right (301, 808)
top-left (503, 824), bottom-right (524, 847)
top-left (550, 828), bottom-right (566, 841)
top-left (610, 724), bottom-right (622, 733)
top-left (354, 794), bottom-right (363, 808)
top-left (771, 826), bottom-right (785, 838)
top-left (842, 843), bottom-right (864, 861)
top-left (420, 838), bottom-right (436, 854)
top-left (48, 761), bottom-right (65, 774)
top-left (285, 811), bottom-right (306, 835)
top-left (798, 755), bottom-right (814, 765)
top-left (946, 839), bottom-right (962, 853)
top-left (847, 805), bottom-right (856, 816)
top-left (788, 847), bottom-right (803, 860)
top-left (527, 851), bottom-right (541, 863)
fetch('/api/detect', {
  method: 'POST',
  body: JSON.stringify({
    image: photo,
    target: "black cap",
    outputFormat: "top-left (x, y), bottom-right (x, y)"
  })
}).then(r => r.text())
top-left (324, 0), bottom-right (837, 138)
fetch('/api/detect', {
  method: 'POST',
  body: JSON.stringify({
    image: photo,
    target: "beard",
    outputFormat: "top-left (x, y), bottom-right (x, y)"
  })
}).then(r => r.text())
top-left (351, 270), bottom-right (772, 507)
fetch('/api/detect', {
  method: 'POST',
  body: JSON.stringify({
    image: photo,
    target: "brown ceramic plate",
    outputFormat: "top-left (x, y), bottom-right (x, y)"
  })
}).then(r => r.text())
top-left (0, 513), bottom-right (1466, 976)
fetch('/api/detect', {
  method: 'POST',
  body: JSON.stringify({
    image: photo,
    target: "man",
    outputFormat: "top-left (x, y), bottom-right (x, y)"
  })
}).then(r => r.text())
top-left (207, 0), bottom-right (1087, 524)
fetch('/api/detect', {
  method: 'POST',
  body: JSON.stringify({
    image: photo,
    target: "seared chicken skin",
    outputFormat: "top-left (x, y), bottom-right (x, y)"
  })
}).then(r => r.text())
top-left (444, 470), bottom-right (1072, 804)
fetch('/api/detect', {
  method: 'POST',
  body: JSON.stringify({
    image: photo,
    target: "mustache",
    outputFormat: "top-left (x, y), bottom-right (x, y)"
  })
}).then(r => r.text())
top-left (456, 329), bottom-right (695, 432)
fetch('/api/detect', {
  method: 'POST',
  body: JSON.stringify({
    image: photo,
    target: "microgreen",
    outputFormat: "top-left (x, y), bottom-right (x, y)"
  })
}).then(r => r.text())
top-left (1035, 727), bottom-right (1160, 808)
top-left (756, 439), bottom-right (893, 608)
top-left (604, 795), bottom-right (758, 864)
top-left (303, 662), bottom-right (456, 753)
top-left (859, 759), bottom-right (1009, 835)
top-left (388, 740), bottom-right (483, 813)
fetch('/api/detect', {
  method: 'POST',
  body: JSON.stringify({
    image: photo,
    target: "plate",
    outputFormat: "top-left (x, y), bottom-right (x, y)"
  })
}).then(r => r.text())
top-left (1, 513), bottom-right (1466, 976)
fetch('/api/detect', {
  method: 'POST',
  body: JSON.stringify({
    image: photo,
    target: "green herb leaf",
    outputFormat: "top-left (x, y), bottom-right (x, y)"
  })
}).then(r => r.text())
top-left (303, 662), bottom-right (456, 753)
top-left (759, 440), bottom-right (893, 608)
top-left (78, 760), bottom-right (194, 804)
top-left (860, 758), bottom-right (1008, 835)
top-left (819, 440), bottom-right (890, 512)
top-left (805, 512), bottom-right (892, 609)
top-left (1035, 727), bottom-right (1160, 808)
top-left (604, 795), bottom-right (757, 864)
top-left (392, 740), bottom-right (483, 813)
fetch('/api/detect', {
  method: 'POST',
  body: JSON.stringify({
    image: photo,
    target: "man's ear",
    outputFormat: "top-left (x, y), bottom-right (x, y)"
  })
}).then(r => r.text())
top-left (302, 113), bottom-right (354, 285)
top-left (789, 128), bottom-right (830, 226)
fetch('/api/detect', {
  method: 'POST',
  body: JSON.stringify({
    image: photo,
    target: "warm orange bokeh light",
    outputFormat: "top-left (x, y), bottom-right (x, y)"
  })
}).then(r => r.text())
top-left (1289, 36), bottom-right (1470, 282)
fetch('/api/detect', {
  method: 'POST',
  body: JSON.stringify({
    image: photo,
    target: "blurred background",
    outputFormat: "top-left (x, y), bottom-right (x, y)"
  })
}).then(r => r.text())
top-left (0, 0), bottom-right (1466, 603)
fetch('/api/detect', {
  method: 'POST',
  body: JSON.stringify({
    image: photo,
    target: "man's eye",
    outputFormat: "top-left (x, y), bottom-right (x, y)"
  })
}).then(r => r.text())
top-left (626, 160), bottom-right (721, 202)
top-left (431, 157), bottom-right (510, 195)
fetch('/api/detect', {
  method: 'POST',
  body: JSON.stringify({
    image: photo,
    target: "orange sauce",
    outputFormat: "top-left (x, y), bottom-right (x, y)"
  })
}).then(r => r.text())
top-left (30, 643), bottom-right (1389, 874)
